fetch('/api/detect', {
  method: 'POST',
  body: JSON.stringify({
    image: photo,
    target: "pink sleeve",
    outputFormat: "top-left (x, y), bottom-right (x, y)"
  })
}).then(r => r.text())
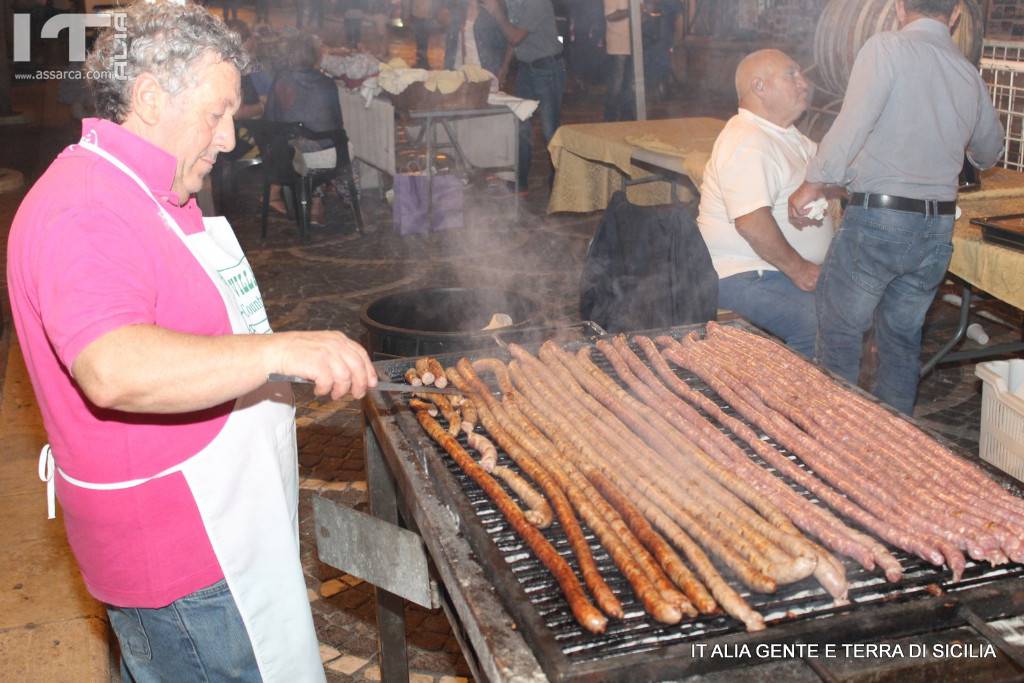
top-left (36, 207), bottom-right (158, 369)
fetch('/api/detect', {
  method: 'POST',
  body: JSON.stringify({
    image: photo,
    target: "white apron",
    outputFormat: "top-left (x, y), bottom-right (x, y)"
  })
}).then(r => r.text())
top-left (38, 135), bottom-right (325, 682)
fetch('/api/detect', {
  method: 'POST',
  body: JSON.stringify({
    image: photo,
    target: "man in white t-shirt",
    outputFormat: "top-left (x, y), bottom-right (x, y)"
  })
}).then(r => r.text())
top-left (697, 49), bottom-right (834, 358)
top-left (603, 0), bottom-right (633, 121)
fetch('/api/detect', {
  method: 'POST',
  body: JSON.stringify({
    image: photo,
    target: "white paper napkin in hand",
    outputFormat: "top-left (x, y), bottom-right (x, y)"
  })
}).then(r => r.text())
top-left (803, 198), bottom-right (829, 222)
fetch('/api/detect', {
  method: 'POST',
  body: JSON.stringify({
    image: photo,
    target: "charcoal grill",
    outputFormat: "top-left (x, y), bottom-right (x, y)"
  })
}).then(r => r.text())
top-left (316, 321), bottom-right (1024, 682)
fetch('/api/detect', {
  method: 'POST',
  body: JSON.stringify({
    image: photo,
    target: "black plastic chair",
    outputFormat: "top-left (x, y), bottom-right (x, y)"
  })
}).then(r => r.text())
top-left (246, 119), bottom-right (363, 242)
top-left (298, 125), bottom-right (364, 237)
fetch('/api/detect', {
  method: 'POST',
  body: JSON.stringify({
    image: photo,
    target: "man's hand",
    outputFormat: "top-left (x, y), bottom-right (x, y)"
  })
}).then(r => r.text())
top-left (268, 331), bottom-right (378, 401)
top-left (788, 180), bottom-right (826, 228)
top-left (789, 260), bottom-right (821, 293)
top-left (733, 207), bottom-right (823, 293)
top-left (74, 325), bottom-right (378, 414)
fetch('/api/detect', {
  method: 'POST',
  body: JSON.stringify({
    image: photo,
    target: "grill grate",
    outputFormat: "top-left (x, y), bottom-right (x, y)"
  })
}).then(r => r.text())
top-left (374, 323), bottom-right (1024, 673)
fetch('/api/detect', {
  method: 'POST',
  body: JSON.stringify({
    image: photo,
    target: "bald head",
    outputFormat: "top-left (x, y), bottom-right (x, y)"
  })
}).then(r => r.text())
top-left (735, 49), bottom-right (787, 104)
top-left (734, 49), bottom-right (810, 127)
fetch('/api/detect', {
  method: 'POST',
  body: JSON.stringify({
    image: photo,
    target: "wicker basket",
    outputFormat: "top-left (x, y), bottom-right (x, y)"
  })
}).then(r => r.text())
top-left (390, 79), bottom-right (490, 113)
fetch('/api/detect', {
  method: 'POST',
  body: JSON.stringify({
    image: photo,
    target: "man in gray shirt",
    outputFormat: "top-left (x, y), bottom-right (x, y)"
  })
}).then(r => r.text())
top-left (482, 0), bottom-right (565, 191)
top-left (788, 0), bottom-right (1002, 415)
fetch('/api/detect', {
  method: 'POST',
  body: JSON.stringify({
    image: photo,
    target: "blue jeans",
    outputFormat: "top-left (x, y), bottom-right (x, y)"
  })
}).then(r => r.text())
top-left (411, 17), bottom-right (431, 68)
top-left (719, 270), bottom-right (818, 359)
top-left (816, 205), bottom-right (954, 415)
top-left (107, 579), bottom-right (261, 682)
top-left (221, 0), bottom-right (239, 21)
top-left (515, 56), bottom-right (566, 189)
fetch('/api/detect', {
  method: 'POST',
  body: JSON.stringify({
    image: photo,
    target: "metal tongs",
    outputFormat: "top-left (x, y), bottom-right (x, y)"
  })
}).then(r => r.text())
top-left (268, 374), bottom-right (461, 395)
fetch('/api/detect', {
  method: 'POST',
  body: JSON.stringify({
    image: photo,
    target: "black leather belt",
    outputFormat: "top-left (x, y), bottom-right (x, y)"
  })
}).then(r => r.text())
top-left (849, 192), bottom-right (956, 216)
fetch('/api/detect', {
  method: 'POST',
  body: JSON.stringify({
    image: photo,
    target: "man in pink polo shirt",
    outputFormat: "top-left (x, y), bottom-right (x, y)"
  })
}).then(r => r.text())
top-left (6, 2), bottom-right (375, 681)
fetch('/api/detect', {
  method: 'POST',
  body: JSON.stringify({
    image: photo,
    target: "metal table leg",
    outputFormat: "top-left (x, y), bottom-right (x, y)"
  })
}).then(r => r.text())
top-left (921, 283), bottom-right (973, 377)
top-left (439, 118), bottom-right (472, 176)
top-left (921, 281), bottom-right (1024, 376)
top-left (365, 423), bottom-right (410, 683)
top-left (512, 114), bottom-right (519, 221)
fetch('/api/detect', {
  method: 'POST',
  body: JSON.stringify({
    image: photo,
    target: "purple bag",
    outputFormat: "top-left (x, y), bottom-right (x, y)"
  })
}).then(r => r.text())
top-left (392, 174), bottom-right (464, 235)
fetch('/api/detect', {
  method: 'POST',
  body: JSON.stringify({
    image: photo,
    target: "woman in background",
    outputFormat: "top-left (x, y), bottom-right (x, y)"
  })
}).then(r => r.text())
top-left (265, 37), bottom-right (344, 225)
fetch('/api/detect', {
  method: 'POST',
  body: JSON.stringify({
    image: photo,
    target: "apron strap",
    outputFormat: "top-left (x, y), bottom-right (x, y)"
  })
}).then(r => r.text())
top-left (58, 460), bottom-right (188, 490)
top-left (38, 442), bottom-right (190, 520)
top-left (76, 139), bottom-right (189, 242)
top-left (38, 445), bottom-right (55, 520)
top-left (75, 137), bottom-right (254, 330)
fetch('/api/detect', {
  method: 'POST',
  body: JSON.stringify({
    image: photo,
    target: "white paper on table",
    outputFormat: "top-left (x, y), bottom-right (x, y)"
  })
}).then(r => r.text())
top-left (487, 92), bottom-right (539, 121)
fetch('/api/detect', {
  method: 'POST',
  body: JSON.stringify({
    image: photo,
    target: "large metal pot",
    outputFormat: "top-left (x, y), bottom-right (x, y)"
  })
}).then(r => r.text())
top-left (360, 287), bottom-right (542, 359)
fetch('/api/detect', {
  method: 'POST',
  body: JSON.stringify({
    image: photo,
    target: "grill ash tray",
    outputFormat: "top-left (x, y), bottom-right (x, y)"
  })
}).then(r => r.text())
top-left (370, 321), bottom-right (1024, 682)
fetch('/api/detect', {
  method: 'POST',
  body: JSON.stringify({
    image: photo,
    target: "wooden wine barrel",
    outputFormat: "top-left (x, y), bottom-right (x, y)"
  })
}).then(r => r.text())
top-left (813, 0), bottom-right (983, 97)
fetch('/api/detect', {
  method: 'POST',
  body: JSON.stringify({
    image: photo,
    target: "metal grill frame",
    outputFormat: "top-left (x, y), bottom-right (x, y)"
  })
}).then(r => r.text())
top-left (362, 321), bottom-right (1024, 682)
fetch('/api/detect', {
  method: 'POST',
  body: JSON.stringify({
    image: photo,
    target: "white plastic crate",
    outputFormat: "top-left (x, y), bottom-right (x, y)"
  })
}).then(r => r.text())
top-left (976, 359), bottom-right (1024, 481)
top-left (983, 39), bottom-right (1024, 63)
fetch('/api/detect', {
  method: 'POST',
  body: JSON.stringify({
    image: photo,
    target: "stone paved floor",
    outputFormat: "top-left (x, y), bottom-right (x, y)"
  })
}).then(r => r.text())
top-left (2, 53), bottom-right (1022, 682)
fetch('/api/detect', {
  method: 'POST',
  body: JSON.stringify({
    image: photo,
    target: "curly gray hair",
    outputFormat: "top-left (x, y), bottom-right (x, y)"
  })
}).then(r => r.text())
top-left (86, 1), bottom-right (252, 122)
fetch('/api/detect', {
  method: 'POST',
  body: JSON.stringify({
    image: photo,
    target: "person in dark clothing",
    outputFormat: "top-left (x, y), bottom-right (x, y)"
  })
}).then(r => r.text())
top-left (410, 0), bottom-right (436, 68)
top-left (297, 0), bottom-right (325, 29)
top-left (565, 0), bottom-right (605, 91)
top-left (221, 0), bottom-right (239, 21)
top-left (341, 0), bottom-right (367, 47)
top-left (643, 0), bottom-right (679, 100)
top-left (482, 0), bottom-right (566, 191)
top-left (443, 0), bottom-right (509, 81)
top-left (255, 0), bottom-right (271, 24)
top-left (602, 0), bottom-right (633, 121)
top-left (265, 38), bottom-right (344, 224)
